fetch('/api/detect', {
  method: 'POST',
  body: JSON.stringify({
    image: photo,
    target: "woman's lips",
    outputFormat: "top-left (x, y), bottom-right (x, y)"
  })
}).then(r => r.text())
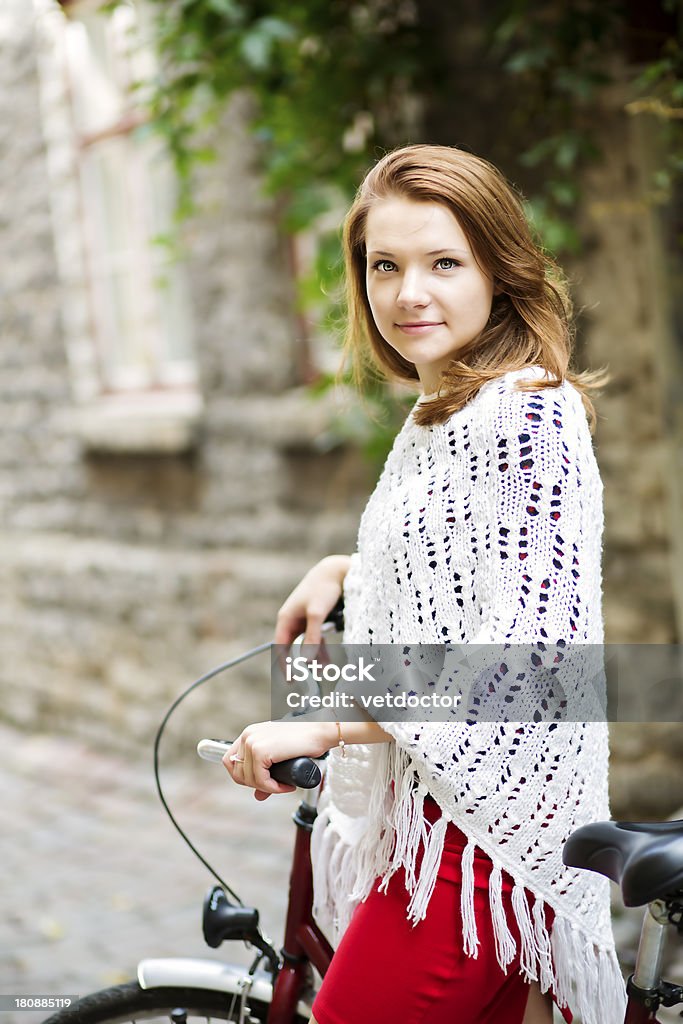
top-left (396, 321), bottom-right (444, 334)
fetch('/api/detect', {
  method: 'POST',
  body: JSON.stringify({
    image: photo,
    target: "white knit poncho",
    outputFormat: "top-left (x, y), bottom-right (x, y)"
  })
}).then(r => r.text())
top-left (310, 366), bottom-right (627, 1024)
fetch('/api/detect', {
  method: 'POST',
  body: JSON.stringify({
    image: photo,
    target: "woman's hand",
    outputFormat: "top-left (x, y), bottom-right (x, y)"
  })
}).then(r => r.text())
top-left (275, 555), bottom-right (351, 647)
top-left (224, 718), bottom-right (394, 800)
top-left (223, 720), bottom-right (337, 801)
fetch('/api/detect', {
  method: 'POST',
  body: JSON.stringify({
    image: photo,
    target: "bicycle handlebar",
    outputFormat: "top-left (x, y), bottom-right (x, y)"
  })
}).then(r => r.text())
top-left (196, 597), bottom-right (343, 790)
top-left (197, 739), bottom-right (323, 789)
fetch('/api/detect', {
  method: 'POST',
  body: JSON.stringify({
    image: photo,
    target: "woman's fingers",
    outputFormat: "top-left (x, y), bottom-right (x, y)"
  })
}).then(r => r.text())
top-left (274, 556), bottom-right (348, 647)
top-left (243, 736), bottom-right (296, 796)
top-left (222, 737), bottom-right (259, 789)
top-left (222, 743), bottom-right (245, 783)
top-left (223, 729), bottom-right (296, 799)
top-left (302, 607), bottom-right (325, 647)
top-left (274, 609), bottom-right (305, 646)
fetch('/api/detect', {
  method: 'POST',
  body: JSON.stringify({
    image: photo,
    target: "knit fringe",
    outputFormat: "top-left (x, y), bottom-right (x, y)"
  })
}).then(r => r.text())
top-left (406, 815), bottom-right (448, 921)
top-left (309, 806), bottom-right (334, 927)
top-left (348, 743), bottom-right (396, 904)
top-left (532, 896), bottom-right (555, 994)
top-left (310, 798), bottom-right (375, 944)
top-left (311, 751), bottom-right (627, 1024)
top-left (489, 864), bottom-right (516, 969)
top-left (378, 753), bottom-right (428, 896)
top-left (486, 871), bottom-right (626, 1024)
top-left (512, 882), bottom-right (538, 980)
top-left (310, 806), bottom-right (355, 943)
top-left (549, 914), bottom-right (627, 1024)
top-left (460, 840), bottom-right (479, 956)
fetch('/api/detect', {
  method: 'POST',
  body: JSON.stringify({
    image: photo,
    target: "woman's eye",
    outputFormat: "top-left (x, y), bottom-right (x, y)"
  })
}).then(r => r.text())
top-left (371, 260), bottom-right (396, 273)
top-left (435, 257), bottom-right (460, 270)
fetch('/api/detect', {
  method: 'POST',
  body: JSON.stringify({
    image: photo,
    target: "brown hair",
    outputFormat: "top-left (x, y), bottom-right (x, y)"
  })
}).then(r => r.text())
top-left (341, 144), bottom-right (608, 431)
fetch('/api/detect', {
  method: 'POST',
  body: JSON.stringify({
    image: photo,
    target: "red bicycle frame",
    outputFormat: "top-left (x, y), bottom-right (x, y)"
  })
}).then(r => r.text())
top-left (267, 795), bottom-right (333, 1023)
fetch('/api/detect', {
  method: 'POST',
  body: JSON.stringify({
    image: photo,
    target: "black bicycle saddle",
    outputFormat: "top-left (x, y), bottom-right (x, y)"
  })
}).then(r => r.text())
top-left (563, 819), bottom-right (683, 907)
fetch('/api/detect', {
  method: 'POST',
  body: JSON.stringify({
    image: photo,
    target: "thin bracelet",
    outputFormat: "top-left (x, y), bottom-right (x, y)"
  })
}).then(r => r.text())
top-left (335, 721), bottom-right (347, 758)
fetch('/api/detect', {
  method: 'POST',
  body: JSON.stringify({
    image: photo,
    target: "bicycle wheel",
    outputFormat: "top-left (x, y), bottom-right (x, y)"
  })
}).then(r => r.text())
top-left (41, 981), bottom-right (309, 1024)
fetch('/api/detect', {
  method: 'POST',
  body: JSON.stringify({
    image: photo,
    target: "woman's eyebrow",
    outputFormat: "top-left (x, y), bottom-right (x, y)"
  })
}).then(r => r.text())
top-left (426, 248), bottom-right (469, 257)
top-left (366, 247), bottom-right (469, 258)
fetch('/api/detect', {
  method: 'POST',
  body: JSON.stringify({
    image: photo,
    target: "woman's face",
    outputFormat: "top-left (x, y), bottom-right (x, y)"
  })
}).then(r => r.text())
top-left (364, 197), bottom-right (495, 393)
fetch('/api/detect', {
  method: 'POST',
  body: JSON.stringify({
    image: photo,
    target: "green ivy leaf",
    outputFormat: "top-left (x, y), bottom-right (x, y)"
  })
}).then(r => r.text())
top-left (206, 0), bottom-right (243, 18)
top-left (240, 29), bottom-right (272, 71)
top-left (554, 135), bottom-right (580, 170)
top-left (547, 179), bottom-right (579, 207)
top-left (505, 45), bottom-right (553, 73)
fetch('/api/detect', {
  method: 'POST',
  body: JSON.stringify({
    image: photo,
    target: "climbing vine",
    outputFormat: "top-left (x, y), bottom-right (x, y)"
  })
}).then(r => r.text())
top-left (131, 0), bottom-right (682, 245)
top-left (136, 0), bottom-right (421, 225)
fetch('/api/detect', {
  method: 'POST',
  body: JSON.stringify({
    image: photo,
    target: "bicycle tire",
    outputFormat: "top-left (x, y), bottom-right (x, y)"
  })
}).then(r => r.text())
top-left (41, 981), bottom-right (309, 1024)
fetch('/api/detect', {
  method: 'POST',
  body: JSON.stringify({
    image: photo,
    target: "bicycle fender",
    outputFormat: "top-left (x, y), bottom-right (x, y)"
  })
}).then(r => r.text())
top-left (137, 958), bottom-right (313, 1018)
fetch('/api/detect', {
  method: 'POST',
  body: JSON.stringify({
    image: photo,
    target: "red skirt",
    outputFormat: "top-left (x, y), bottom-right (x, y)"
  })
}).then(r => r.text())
top-left (312, 798), bottom-right (573, 1024)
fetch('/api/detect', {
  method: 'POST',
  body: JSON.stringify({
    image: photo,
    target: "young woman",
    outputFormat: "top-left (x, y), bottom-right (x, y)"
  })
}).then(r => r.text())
top-left (224, 145), bottom-right (626, 1024)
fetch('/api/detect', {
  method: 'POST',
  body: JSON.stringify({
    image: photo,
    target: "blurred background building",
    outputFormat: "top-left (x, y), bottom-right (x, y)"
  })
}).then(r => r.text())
top-left (1, 0), bottom-right (682, 819)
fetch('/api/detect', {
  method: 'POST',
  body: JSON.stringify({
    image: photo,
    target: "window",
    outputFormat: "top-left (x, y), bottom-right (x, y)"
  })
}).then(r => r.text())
top-left (58, 0), bottom-right (197, 397)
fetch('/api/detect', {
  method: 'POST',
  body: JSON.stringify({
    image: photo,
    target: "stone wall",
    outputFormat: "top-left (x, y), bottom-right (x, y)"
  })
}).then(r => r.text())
top-left (573, 79), bottom-right (683, 817)
top-left (0, 1), bottom-right (372, 755)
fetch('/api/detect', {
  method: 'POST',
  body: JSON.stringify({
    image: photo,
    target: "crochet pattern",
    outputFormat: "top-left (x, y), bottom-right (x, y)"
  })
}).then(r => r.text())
top-left (311, 366), bottom-right (626, 1024)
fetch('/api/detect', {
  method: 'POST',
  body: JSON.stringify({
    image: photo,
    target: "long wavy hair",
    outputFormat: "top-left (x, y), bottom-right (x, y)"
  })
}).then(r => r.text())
top-left (341, 144), bottom-right (608, 431)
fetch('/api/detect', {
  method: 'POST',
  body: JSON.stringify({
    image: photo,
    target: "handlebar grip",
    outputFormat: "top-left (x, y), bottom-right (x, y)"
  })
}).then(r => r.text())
top-left (323, 595), bottom-right (345, 633)
top-left (269, 756), bottom-right (321, 789)
top-left (198, 739), bottom-right (322, 789)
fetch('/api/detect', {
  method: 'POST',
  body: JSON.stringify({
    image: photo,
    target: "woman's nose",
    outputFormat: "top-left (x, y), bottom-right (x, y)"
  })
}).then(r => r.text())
top-left (396, 270), bottom-right (429, 307)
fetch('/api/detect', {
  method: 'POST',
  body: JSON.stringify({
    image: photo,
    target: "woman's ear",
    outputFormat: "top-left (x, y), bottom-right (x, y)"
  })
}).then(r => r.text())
top-left (493, 281), bottom-right (504, 296)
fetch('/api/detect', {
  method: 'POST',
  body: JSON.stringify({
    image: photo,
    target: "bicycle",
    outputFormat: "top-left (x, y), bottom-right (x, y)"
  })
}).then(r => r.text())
top-left (43, 609), bottom-right (683, 1024)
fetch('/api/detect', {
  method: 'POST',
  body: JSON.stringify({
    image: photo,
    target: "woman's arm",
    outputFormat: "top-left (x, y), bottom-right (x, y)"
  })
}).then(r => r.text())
top-left (225, 553), bottom-right (392, 799)
top-left (468, 381), bottom-right (596, 645)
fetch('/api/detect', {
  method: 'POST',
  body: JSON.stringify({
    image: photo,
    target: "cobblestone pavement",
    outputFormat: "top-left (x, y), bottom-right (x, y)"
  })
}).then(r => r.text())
top-left (1, 722), bottom-right (295, 1024)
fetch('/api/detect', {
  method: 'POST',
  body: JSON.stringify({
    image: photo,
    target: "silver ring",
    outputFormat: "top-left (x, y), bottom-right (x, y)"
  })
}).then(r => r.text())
top-left (229, 754), bottom-right (245, 764)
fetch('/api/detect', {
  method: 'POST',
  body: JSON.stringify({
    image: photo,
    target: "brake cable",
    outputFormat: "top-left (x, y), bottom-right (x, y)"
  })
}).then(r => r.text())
top-left (153, 640), bottom-right (273, 906)
top-left (152, 598), bottom-right (345, 907)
